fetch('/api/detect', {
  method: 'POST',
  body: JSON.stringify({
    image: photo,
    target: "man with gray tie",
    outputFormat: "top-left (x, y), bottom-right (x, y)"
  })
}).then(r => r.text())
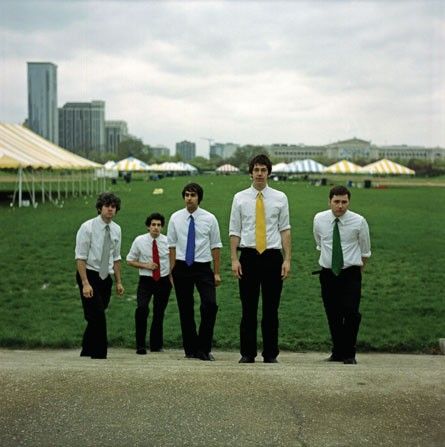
top-left (167, 183), bottom-right (222, 361)
top-left (75, 192), bottom-right (124, 359)
top-left (313, 185), bottom-right (371, 365)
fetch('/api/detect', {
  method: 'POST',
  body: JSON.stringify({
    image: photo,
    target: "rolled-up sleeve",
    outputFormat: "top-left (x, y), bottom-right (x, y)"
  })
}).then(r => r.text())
top-left (229, 195), bottom-right (241, 237)
top-left (359, 218), bottom-right (371, 258)
top-left (209, 216), bottom-right (223, 249)
top-left (75, 224), bottom-right (90, 260)
top-left (278, 195), bottom-right (291, 232)
top-left (167, 217), bottom-right (177, 248)
top-left (113, 227), bottom-right (122, 261)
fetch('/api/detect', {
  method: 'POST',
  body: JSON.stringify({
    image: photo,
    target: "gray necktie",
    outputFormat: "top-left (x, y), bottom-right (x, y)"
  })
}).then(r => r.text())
top-left (99, 224), bottom-right (111, 280)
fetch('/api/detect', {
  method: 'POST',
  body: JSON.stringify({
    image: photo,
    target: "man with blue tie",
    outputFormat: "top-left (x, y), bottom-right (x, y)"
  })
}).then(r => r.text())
top-left (167, 183), bottom-right (222, 361)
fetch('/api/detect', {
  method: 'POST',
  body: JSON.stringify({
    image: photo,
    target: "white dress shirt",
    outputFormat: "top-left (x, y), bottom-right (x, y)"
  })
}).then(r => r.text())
top-left (229, 185), bottom-right (291, 249)
top-left (126, 233), bottom-right (170, 277)
top-left (167, 207), bottom-right (222, 262)
top-left (313, 209), bottom-right (371, 269)
top-left (75, 215), bottom-right (122, 274)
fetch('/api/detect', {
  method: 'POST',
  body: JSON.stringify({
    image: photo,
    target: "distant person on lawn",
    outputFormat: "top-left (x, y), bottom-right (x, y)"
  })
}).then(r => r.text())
top-left (167, 183), bottom-right (222, 361)
top-left (127, 212), bottom-right (172, 355)
top-left (75, 192), bottom-right (124, 359)
top-left (313, 185), bottom-right (371, 365)
top-left (229, 154), bottom-right (292, 364)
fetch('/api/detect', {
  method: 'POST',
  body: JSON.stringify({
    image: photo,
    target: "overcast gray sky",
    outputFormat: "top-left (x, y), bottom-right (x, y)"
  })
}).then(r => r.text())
top-left (1, 0), bottom-right (444, 157)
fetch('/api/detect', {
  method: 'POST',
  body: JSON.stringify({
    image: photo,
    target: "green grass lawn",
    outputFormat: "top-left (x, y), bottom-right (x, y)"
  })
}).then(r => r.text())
top-left (0, 174), bottom-right (444, 353)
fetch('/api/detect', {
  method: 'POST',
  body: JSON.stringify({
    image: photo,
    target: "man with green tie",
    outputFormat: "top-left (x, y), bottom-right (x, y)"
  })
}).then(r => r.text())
top-left (313, 185), bottom-right (371, 365)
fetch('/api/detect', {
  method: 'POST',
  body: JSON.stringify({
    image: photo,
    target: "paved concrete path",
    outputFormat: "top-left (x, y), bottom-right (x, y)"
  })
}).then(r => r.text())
top-left (0, 349), bottom-right (444, 446)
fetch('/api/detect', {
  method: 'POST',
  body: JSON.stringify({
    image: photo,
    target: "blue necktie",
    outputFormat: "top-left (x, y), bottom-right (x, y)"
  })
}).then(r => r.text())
top-left (185, 215), bottom-right (195, 266)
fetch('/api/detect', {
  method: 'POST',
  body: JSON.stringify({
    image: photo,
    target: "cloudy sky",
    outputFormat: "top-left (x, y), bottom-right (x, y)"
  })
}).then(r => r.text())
top-left (1, 0), bottom-right (444, 156)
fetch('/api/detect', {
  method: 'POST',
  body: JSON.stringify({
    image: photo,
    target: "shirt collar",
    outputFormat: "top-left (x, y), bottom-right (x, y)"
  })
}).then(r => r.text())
top-left (250, 184), bottom-right (269, 197)
top-left (97, 215), bottom-right (111, 227)
top-left (330, 210), bottom-right (348, 224)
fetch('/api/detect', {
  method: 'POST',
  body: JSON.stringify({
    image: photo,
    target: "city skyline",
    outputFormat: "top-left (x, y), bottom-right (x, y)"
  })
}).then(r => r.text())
top-left (1, 1), bottom-right (444, 157)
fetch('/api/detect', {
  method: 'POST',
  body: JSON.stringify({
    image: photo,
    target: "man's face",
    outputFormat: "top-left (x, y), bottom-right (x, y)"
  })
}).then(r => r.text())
top-left (329, 194), bottom-right (350, 217)
top-left (251, 163), bottom-right (269, 189)
top-left (100, 203), bottom-right (117, 221)
top-left (148, 219), bottom-right (163, 238)
top-left (184, 190), bottom-right (199, 212)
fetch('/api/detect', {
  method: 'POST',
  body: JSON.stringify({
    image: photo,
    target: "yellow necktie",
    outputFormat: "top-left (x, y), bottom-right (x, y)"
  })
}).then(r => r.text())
top-left (255, 192), bottom-right (267, 254)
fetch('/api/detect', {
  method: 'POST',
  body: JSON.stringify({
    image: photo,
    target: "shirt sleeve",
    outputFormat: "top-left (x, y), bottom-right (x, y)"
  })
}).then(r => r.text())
top-left (209, 216), bottom-right (223, 249)
top-left (126, 237), bottom-right (140, 261)
top-left (75, 222), bottom-right (91, 260)
top-left (359, 217), bottom-right (371, 258)
top-left (313, 215), bottom-right (321, 251)
top-left (278, 194), bottom-right (291, 232)
top-left (167, 216), bottom-right (177, 248)
top-left (113, 226), bottom-right (122, 262)
top-left (229, 195), bottom-right (241, 237)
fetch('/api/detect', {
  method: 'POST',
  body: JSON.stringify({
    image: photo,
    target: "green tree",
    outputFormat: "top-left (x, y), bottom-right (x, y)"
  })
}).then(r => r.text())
top-left (228, 145), bottom-right (269, 172)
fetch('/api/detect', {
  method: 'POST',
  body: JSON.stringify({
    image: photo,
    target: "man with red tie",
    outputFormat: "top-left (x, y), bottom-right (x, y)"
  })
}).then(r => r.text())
top-left (127, 213), bottom-right (172, 355)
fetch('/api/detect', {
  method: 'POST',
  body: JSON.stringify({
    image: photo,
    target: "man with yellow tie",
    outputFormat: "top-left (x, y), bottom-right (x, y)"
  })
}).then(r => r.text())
top-left (229, 154), bottom-right (291, 363)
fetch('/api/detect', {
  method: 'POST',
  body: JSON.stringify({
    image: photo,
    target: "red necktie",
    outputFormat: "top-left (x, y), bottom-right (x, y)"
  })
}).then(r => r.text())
top-left (152, 239), bottom-right (160, 281)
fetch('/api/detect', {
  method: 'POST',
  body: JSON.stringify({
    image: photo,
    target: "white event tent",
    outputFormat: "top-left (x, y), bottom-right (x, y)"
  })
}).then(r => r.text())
top-left (287, 159), bottom-right (326, 173)
top-left (0, 123), bottom-right (102, 207)
top-left (113, 156), bottom-right (150, 172)
top-left (215, 163), bottom-right (239, 173)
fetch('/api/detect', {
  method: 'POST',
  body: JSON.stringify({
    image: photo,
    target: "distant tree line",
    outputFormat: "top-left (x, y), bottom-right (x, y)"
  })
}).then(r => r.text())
top-left (80, 138), bottom-right (445, 177)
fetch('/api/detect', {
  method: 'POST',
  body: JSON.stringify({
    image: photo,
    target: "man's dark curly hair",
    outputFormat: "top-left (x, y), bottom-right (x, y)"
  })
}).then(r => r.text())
top-left (248, 154), bottom-right (272, 175)
top-left (96, 192), bottom-right (121, 214)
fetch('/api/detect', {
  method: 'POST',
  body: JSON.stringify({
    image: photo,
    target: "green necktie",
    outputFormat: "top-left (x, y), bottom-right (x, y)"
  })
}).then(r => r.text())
top-left (332, 218), bottom-right (343, 276)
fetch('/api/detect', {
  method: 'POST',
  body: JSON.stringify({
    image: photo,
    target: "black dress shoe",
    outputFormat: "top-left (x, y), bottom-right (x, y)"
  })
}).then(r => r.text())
top-left (184, 353), bottom-right (197, 359)
top-left (80, 351), bottom-right (91, 357)
top-left (343, 358), bottom-right (357, 364)
top-left (263, 357), bottom-right (278, 363)
top-left (239, 356), bottom-right (255, 363)
top-left (150, 348), bottom-right (164, 352)
top-left (136, 349), bottom-right (147, 355)
top-left (197, 352), bottom-right (215, 361)
top-left (91, 355), bottom-right (107, 359)
top-left (325, 355), bottom-right (344, 362)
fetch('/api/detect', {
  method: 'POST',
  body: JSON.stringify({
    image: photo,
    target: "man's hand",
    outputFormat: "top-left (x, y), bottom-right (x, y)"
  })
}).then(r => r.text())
top-left (116, 282), bottom-right (125, 296)
top-left (231, 259), bottom-right (243, 279)
top-left (214, 273), bottom-right (222, 287)
top-left (281, 260), bottom-right (291, 280)
top-left (82, 283), bottom-right (93, 298)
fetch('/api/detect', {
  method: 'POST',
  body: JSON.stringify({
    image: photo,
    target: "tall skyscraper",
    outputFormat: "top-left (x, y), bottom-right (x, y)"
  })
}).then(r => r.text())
top-left (27, 62), bottom-right (58, 144)
top-left (59, 101), bottom-right (106, 155)
top-left (105, 120), bottom-right (128, 154)
top-left (176, 140), bottom-right (196, 161)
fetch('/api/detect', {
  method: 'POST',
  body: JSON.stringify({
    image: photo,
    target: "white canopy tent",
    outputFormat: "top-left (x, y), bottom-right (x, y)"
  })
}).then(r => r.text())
top-left (0, 123), bottom-right (102, 207)
top-left (113, 156), bottom-right (150, 172)
top-left (216, 163), bottom-right (240, 173)
top-left (149, 161), bottom-right (198, 173)
top-left (287, 159), bottom-right (326, 173)
top-left (272, 162), bottom-right (291, 173)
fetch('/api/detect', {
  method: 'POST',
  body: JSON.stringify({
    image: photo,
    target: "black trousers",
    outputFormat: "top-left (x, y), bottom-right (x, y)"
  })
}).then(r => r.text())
top-left (76, 270), bottom-right (112, 358)
top-left (135, 275), bottom-right (172, 351)
top-left (238, 248), bottom-right (283, 359)
top-left (319, 266), bottom-right (362, 359)
top-left (172, 261), bottom-right (218, 356)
